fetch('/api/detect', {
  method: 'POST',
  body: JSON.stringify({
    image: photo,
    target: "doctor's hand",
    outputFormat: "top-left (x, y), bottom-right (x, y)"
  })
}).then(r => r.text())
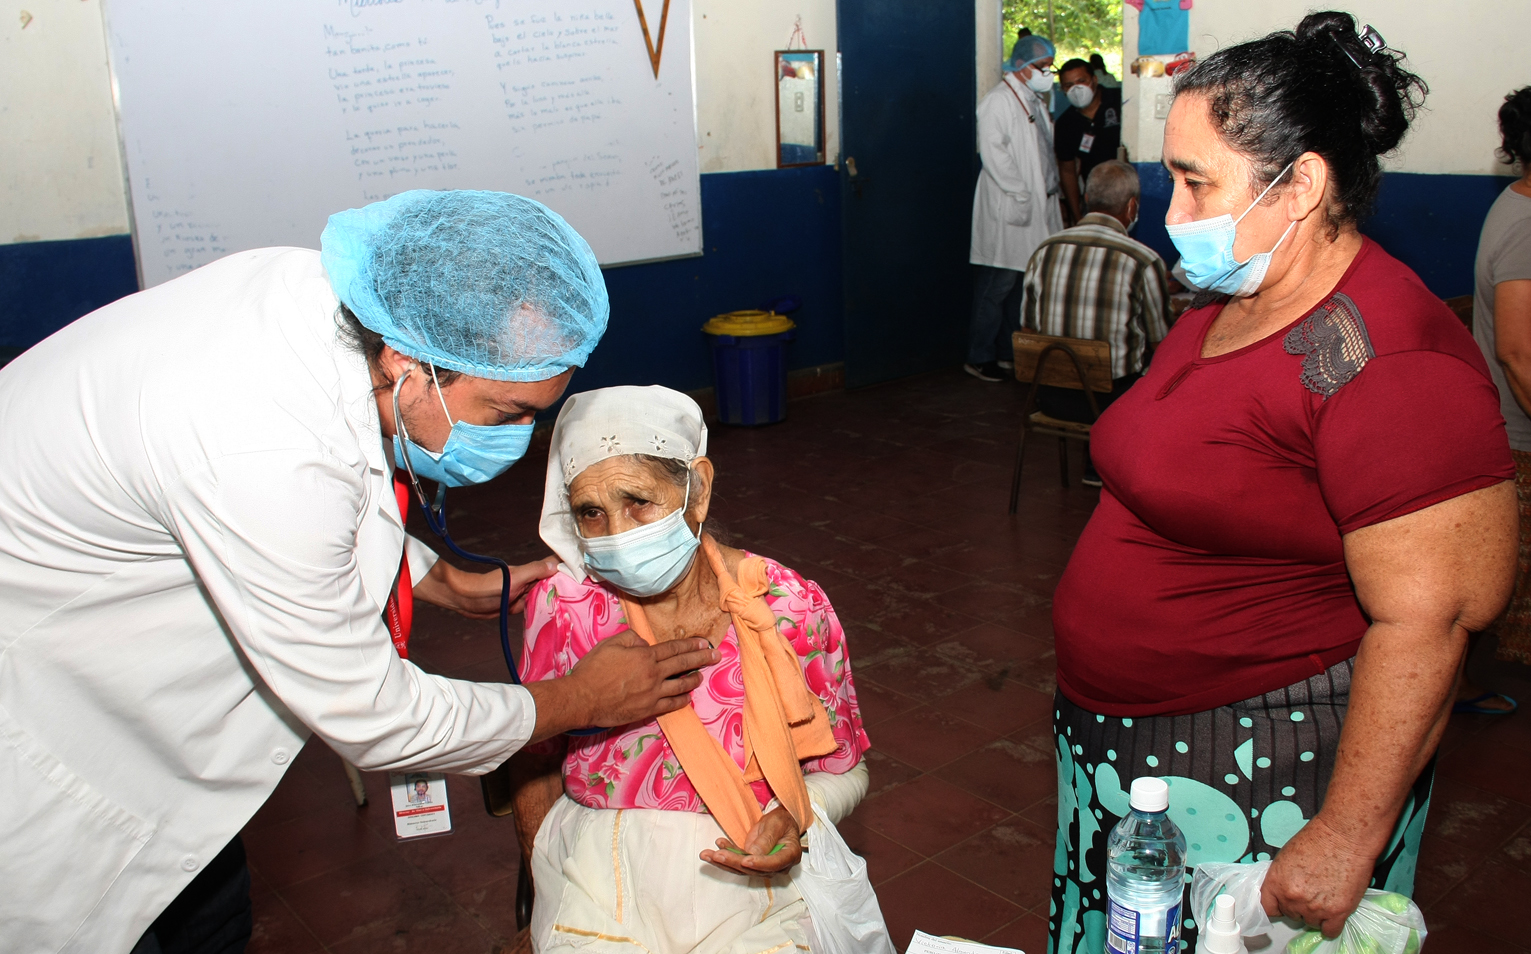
top-left (414, 558), bottom-right (558, 618)
top-left (523, 632), bottom-right (720, 743)
top-left (701, 806), bottom-right (803, 875)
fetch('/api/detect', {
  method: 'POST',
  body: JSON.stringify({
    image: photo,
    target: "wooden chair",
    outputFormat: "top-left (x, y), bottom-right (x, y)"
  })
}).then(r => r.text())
top-left (1443, 294), bottom-right (1473, 333)
top-left (1007, 331), bottom-right (1113, 514)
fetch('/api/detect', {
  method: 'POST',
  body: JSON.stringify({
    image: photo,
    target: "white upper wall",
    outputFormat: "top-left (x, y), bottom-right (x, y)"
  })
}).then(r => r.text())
top-left (1, 0), bottom-right (837, 245)
top-left (1, 0), bottom-right (129, 243)
top-left (1124, 0), bottom-right (1527, 176)
top-left (694, 0), bottom-right (838, 174)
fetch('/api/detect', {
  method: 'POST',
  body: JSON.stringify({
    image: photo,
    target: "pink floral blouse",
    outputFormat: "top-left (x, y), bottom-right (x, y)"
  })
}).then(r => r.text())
top-left (521, 555), bottom-right (871, 813)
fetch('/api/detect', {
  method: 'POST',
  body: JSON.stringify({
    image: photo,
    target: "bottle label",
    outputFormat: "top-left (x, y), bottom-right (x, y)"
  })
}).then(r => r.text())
top-left (1106, 899), bottom-right (1139, 954)
top-left (1106, 899), bottom-right (1181, 953)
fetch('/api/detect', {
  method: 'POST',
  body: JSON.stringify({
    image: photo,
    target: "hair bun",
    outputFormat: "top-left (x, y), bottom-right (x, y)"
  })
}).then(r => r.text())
top-left (1294, 10), bottom-right (1425, 157)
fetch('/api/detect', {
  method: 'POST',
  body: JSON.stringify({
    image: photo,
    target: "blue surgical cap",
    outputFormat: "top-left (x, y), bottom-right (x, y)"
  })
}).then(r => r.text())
top-left (1004, 35), bottom-right (1056, 72)
top-left (321, 190), bottom-right (609, 382)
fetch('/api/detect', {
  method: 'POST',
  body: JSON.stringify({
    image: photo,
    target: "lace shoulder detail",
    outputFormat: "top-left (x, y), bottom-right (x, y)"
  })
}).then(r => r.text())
top-left (1282, 292), bottom-right (1376, 399)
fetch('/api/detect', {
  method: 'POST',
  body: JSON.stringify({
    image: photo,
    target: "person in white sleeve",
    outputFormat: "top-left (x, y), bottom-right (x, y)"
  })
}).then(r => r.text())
top-left (0, 190), bottom-right (719, 954)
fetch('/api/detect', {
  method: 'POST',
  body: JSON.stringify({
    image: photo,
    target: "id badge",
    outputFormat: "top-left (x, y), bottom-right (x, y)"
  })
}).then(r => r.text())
top-left (389, 772), bottom-right (453, 840)
top-left (1079, 133), bottom-right (1096, 154)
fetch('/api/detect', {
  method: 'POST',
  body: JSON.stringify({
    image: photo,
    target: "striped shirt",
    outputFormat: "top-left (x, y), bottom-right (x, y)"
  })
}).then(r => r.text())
top-left (1022, 212), bottom-right (1170, 380)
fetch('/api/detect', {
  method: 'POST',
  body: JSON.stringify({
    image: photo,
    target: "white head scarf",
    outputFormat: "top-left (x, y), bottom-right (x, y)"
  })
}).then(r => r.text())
top-left (539, 385), bottom-right (709, 581)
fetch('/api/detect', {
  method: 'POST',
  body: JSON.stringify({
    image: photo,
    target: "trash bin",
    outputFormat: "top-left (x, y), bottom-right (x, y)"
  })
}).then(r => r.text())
top-left (701, 310), bottom-right (797, 426)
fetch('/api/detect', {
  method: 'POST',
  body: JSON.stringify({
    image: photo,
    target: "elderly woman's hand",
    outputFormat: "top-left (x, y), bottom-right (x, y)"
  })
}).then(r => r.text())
top-left (700, 806), bottom-right (803, 875)
top-left (1260, 815), bottom-right (1375, 937)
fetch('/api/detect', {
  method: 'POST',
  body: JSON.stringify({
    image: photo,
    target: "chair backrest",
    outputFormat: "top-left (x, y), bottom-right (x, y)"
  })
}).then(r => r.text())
top-left (1011, 332), bottom-right (1113, 393)
top-left (1443, 295), bottom-right (1473, 333)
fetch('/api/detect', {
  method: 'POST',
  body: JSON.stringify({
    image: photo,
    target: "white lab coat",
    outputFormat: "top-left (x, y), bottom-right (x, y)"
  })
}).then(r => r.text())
top-left (970, 75), bottom-right (1064, 271)
top-left (0, 249), bottom-right (538, 953)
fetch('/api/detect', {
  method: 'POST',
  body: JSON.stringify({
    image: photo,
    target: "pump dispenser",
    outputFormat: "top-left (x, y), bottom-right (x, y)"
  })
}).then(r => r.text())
top-left (1201, 893), bottom-right (1246, 954)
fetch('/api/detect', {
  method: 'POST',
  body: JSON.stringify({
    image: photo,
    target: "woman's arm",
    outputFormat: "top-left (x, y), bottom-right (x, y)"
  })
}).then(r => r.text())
top-left (1261, 481), bottom-right (1516, 936)
top-left (507, 747), bottom-right (566, 872)
top-left (1492, 279), bottom-right (1531, 416)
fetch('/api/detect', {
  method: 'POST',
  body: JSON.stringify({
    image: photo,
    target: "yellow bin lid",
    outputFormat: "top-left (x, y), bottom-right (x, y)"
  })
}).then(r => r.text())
top-left (702, 310), bottom-right (796, 337)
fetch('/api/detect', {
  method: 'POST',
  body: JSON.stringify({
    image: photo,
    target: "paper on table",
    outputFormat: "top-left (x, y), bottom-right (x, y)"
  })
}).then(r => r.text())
top-left (905, 930), bottom-right (1024, 954)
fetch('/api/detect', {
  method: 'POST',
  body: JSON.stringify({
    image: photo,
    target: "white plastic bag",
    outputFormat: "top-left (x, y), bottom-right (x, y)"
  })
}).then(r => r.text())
top-left (1190, 862), bottom-right (1428, 954)
top-left (1191, 861), bottom-right (1276, 938)
top-left (790, 812), bottom-right (896, 954)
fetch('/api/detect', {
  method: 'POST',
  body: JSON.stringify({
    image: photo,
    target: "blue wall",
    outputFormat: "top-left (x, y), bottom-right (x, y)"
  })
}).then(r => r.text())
top-left (1134, 163), bottom-right (1517, 299)
top-left (0, 234), bottom-right (138, 352)
top-left (0, 166), bottom-right (844, 386)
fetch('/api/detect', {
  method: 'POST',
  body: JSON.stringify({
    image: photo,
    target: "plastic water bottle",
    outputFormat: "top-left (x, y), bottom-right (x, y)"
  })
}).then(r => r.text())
top-left (1105, 777), bottom-right (1188, 954)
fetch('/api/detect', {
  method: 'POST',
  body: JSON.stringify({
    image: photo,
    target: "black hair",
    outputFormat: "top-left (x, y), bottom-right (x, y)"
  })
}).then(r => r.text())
top-left (1058, 58), bottom-right (1093, 78)
top-left (1499, 87), bottom-right (1531, 167)
top-left (1174, 11), bottom-right (1427, 234)
top-left (335, 303), bottom-right (462, 390)
top-left (1016, 27), bottom-right (1031, 39)
top-left (1089, 53), bottom-right (1106, 68)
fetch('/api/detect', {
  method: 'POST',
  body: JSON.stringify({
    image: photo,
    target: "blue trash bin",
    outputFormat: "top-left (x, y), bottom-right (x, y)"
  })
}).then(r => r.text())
top-left (702, 310), bottom-right (797, 426)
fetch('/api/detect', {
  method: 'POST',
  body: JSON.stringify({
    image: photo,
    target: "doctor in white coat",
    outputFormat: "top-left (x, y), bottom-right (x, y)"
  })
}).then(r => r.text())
top-left (966, 34), bottom-right (1065, 382)
top-left (0, 191), bottom-right (720, 954)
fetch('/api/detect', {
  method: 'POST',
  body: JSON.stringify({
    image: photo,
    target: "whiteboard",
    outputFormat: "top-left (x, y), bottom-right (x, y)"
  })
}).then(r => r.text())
top-left (102, 0), bottom-right (701, 287)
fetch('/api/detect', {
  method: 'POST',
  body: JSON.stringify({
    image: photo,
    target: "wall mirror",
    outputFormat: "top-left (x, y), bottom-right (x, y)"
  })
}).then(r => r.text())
top-left (775, 50), bottom-right (825, 168)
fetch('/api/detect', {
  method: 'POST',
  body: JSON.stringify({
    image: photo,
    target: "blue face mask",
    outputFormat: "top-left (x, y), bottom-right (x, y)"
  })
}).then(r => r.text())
top-left (1164, 162), bottom-right (1296, 298)
top-left (392, 365), bottom-right (533, 488)
top-left (580, 480), bottom-right (701, 597)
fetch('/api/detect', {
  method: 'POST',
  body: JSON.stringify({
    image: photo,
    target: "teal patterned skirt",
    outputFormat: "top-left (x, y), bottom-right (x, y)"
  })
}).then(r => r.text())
top-left (1046, 659), bottom-right (1433, 954)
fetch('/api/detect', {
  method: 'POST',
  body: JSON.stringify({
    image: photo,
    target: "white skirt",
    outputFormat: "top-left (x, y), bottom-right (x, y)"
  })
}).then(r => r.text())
top-left (530, 795), bottom-right (811, 954)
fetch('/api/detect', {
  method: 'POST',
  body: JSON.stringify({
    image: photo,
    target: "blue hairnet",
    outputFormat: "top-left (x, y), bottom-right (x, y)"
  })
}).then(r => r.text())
top-left (1004, 35), bottom-right (1056, 71)
top-left (321, 190), bottom-right (609, 382)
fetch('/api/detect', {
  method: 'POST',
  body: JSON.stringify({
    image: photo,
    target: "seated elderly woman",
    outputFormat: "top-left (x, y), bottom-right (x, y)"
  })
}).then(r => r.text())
top-left (506, 385), bottom-right (872, 954)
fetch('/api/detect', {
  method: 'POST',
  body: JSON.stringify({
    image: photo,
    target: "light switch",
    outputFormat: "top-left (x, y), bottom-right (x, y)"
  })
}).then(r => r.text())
top-left (1154, 94), bottom-right (1174, 120)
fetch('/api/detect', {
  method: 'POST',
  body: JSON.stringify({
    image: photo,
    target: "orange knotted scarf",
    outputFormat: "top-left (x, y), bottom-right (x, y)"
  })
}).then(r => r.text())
top-left (617, 535), bottom-right (837, 849)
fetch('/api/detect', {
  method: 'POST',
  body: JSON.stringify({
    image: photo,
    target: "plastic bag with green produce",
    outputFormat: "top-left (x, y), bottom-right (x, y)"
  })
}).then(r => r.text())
top-left (1284, 890), bottom-right (1425, 954)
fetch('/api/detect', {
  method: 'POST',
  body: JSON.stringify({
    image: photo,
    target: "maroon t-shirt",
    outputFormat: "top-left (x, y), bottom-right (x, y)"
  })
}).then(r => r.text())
top-left (1054, 238), bottom-right (1514, 717)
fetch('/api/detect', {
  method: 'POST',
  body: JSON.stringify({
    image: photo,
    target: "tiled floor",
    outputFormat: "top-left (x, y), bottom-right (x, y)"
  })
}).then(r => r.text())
top-left (242, 369), bottom-right (1531, 953)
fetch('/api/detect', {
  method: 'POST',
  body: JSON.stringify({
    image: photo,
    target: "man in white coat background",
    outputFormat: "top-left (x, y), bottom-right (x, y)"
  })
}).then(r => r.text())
top-left (0, 190), bottom-right (721, 954)
top-left (965, 34), bottom-right (1065, 383)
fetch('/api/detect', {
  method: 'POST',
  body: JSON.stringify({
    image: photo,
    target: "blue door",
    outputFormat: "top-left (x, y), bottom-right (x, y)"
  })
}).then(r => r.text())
top-left (839, 0), bottom-right (977, 388)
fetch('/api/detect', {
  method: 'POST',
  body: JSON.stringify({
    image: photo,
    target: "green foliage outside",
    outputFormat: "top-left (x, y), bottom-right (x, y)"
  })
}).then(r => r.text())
top-left (1002, 0), bottom-right (1124, 79)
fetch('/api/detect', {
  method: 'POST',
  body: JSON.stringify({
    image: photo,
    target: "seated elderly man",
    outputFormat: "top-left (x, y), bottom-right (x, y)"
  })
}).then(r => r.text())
top-left (1021, 159), bottom-right (1171, 485)
top-left (505, 386), bottom-right (874, 954)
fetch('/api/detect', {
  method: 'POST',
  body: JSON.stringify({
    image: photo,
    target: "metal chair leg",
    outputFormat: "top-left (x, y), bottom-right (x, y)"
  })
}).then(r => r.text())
top-left (516, 855), bottom-right (535, 930)
top-left (1057, 437), bottom-right (1069, 487)
top-left (342, 760), bottom-right (367, 806)
top-left (1008, 426), bottom-right (1031, 514)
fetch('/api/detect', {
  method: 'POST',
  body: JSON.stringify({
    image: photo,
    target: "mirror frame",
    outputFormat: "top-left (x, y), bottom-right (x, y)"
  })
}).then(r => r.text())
top-left (774, 50), bottom-right (826, 169)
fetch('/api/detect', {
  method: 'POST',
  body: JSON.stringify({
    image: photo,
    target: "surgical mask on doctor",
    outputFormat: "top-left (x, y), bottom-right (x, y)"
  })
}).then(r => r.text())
top-left (393, 365), bottom-right (534, 487)
top-left (1023, 66), bottom-right (1054, 94)
top-left (1164, 161), bottom-right (1297, 298)
top-left (1065, 83), bottom-right (1095, 109)
top-left (580, 478), bottom-right (701, 597)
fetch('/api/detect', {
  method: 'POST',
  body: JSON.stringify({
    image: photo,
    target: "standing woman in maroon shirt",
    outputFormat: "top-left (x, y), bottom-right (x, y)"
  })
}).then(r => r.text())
top-left (1046, 13), bottom-right (1517, 954)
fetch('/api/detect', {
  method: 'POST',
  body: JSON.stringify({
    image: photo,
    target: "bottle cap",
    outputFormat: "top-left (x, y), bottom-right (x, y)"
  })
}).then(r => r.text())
top-left (1200, 894), bottom-right (1244, 954)
top-left (1129, 776), bottom-right (1169, 813)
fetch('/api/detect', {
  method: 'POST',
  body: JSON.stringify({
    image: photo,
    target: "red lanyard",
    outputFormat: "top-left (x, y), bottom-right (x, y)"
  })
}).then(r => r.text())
top-left (384, 472), bottom-right (414, 659)
top-left (1004, 76), bottom-right (1037, 124)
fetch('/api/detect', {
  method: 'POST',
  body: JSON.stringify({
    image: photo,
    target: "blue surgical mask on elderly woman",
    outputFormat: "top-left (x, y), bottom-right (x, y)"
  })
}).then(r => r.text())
top-left (581, 480), bottom-right (701, 597)
top-left (392, 365), bottom-right (533, 487)
top-left (1164, 161), bottom-right (1297, 297)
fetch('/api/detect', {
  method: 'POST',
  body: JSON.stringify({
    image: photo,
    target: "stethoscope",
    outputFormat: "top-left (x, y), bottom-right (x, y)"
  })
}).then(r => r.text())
top-left (391, 365), bottom-right (607, 736)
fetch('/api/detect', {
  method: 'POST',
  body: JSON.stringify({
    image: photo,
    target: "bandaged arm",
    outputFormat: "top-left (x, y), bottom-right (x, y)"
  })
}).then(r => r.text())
top-left (803, 759), bottom-right (869, 826)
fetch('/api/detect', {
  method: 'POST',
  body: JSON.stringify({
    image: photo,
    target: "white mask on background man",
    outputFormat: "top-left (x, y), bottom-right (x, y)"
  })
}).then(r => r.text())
top-left (1066, 84), bottom-right (1096, 109)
